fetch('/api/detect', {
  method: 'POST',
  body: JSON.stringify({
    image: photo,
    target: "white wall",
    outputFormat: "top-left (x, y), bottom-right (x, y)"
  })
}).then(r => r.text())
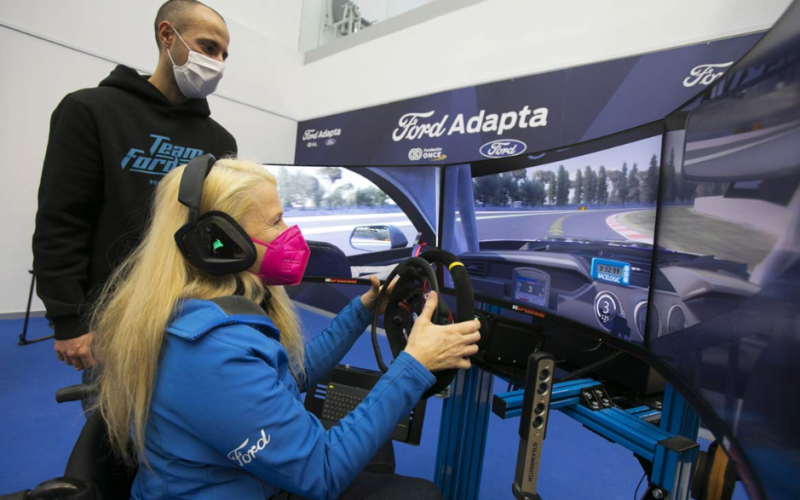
top-left (0, 0), bottom-right (303, 315)
top-left (0, 0), bottom-right (304, 121)
top-left (295, 0), bottom-right (794, 120)
top-left (207, 0), bottom-right (303, 50)
top-left (358, 0), bottom-right (440, 23)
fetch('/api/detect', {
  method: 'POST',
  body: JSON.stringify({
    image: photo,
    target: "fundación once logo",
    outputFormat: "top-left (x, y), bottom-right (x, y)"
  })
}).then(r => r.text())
top-left (683, 62), bottom-right (734, 88)
top-left (408, 147), bottom-right (446, 161)
top-left (479, 139), bottom-right (527, 159)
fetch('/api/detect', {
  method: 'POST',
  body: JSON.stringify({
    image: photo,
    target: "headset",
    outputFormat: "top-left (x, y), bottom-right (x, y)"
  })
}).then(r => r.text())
top-left (173, 154), bottom-right (258, 275)
top-left (371, 248), bottom-right (484, 399)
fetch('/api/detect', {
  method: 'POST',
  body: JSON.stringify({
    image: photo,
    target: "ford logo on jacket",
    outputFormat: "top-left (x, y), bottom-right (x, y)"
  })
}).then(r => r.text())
top-left (479, 139), bottom-right (527, 158)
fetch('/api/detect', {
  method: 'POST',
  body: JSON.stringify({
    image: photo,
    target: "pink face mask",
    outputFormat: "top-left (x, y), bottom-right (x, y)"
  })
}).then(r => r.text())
top-left (251, 225), bottom-right (310, 286)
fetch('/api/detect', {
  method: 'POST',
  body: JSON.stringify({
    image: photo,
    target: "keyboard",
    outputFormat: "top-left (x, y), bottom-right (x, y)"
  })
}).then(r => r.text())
top-left (321, 383), bottom-right (370, 421)
top-left (305, 365), bottom-right (426, 444)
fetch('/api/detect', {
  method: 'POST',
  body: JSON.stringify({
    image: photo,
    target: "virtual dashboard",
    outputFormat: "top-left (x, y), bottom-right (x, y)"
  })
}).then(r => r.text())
top-left (352, 245), bottom-right (757, 346)
top-left (460, 248), bottom-right (654, 343)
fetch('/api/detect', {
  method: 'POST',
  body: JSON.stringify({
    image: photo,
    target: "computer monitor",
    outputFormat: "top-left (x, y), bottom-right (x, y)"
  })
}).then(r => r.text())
top-left (261, 165), bottom-right (437, 255)
top-left (265, 165), bottom-right (440, 312)
top-left (441, 128), bottom-right (663, 345)
top-left (647, 3), bottom-right (800, 499)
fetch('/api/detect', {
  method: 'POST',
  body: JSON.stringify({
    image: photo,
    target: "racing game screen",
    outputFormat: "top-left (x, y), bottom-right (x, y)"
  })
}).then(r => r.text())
top-left (646, 17), bottom-right (800, 499)
top-left (263, 165), bottom-right (439, 281)
top-left (445, 134), bottom-right (662, 343)
top-left (262, 166), bottom-right (416, 257)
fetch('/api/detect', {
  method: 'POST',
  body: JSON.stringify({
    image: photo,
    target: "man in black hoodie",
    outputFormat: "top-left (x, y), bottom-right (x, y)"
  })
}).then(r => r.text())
top-left (32, 0), bottom-right (237, 373)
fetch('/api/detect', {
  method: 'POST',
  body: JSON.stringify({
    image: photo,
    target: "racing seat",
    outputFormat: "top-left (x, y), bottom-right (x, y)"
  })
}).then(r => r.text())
top-left (305, 240), bottom-right (352, 278)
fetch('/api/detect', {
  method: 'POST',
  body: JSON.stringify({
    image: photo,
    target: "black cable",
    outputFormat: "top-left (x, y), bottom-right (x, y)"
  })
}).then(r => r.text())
top-left (582, 338), bottom-right (604, 352)
top-left (559, 350), bottom-right (625, 382)
top-left (634, 472), bottom-right (646, 500)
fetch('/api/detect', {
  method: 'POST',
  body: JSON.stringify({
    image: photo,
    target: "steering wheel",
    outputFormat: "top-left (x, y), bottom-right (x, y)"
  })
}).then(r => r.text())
top-left (371, 248), bottom-right (480, 399)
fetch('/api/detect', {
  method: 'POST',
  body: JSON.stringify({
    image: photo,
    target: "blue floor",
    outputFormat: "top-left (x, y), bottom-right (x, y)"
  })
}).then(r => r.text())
top-left (1, 318), bottom-right (83, 493)
top-left (1, 311), bottom-right (750, 499)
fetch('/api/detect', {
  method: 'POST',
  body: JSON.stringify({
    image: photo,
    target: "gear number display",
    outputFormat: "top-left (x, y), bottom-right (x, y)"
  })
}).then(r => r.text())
top-left (512, 267), bottom-right (550, 308)
top-left (594, 292), bottom-right (620, 330)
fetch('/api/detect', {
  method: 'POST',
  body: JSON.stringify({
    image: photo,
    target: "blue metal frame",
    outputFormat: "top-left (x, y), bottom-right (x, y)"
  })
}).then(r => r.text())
top-left (488, 381), bottom-right (700, 500)
top-left (434, 367), bottom-right (494, 500)
top-left (660, 384), bottom-right (700, 441)
top-left (434, 303), bottom-right (498, 500)
top-left (432, 302), bottom-right (701, 499)
top-left (653, 384), bottom-right (701, 499)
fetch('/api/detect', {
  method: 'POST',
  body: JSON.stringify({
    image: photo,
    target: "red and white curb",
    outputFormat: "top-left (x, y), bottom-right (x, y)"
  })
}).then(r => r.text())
top-left (606, 213), bottom-right (653, 244)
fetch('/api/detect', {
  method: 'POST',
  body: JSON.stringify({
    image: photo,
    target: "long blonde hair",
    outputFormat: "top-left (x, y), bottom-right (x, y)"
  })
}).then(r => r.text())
top-left (92, 159), bottom-right (305, 465)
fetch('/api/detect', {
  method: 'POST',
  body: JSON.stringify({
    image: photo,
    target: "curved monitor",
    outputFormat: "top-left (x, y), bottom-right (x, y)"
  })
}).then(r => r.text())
top-left (648, 3), bottom-right (800, 499)
top-left (441, 128), bottom-right (662, 345)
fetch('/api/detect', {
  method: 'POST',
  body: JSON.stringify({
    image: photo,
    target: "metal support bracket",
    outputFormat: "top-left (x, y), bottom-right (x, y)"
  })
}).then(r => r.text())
top-left (579, 384), bottom-right (615, 411)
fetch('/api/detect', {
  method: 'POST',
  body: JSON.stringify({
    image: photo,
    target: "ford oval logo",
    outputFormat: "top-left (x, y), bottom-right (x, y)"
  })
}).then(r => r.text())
top-left (325, 138), bottom-right (337, 146)
top-left (479, 139), bottom-right (527, 158)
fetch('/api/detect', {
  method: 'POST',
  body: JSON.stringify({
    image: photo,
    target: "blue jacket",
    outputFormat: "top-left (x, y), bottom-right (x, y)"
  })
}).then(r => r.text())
top-left (130, 296), bottom-right (436, 500)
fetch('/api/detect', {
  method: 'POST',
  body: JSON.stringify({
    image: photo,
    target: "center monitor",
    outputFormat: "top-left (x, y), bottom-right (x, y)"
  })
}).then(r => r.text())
top-left (441, 130), bottom-right (662, 344)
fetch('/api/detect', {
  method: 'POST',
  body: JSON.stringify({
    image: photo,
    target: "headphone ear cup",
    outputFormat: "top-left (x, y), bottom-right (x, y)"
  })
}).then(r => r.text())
top-left (181, 211), bottom-right (256, 275)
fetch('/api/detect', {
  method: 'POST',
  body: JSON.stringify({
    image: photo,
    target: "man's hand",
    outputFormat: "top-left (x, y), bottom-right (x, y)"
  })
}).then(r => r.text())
top-left (55, 332), bottom-right (95, 370)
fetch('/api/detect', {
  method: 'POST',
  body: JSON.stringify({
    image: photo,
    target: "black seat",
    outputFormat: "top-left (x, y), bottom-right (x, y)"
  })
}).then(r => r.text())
top-left (63, 412), bottom-right (136, 500)
top-left (0, 478), bottom-right (99, 500)
top-left (305, 240), bottom-right (352, 278)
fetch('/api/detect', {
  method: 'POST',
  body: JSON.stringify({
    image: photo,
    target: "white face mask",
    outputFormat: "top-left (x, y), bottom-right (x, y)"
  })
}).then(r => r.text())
top-left (166, 27), bottom-right (225, 99)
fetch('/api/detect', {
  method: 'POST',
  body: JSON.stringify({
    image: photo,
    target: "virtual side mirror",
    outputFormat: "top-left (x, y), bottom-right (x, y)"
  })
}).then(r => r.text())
top-left (350, 225), bottom-right (408, 251)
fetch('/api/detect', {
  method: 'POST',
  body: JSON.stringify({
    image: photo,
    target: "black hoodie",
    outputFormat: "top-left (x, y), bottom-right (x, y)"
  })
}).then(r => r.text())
top-left (33, 65), bottom-right (237, 340)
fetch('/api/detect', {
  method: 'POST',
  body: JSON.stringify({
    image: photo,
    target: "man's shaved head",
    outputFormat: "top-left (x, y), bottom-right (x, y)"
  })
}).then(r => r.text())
top-left (154, 0), bottom-right (225, 51)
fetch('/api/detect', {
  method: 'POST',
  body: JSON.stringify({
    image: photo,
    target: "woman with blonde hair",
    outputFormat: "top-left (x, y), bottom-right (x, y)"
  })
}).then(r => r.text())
top-left (92, 156), bottom-right (481, 500)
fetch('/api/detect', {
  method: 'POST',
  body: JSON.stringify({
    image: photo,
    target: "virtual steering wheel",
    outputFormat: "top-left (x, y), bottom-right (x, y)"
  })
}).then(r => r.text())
top-left (371, 248), bottom-right (481, 399)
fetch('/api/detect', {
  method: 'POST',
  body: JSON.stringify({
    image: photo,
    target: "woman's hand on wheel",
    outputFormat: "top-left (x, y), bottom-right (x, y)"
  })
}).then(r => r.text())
top-left (404, 291), bottom-right (481, 372)
top-left (360, 275), bottom-right (399, 314)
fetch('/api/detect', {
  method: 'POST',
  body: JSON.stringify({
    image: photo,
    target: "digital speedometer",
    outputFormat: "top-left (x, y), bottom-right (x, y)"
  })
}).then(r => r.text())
top-left (590, 258), bottom-right (631, 286)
